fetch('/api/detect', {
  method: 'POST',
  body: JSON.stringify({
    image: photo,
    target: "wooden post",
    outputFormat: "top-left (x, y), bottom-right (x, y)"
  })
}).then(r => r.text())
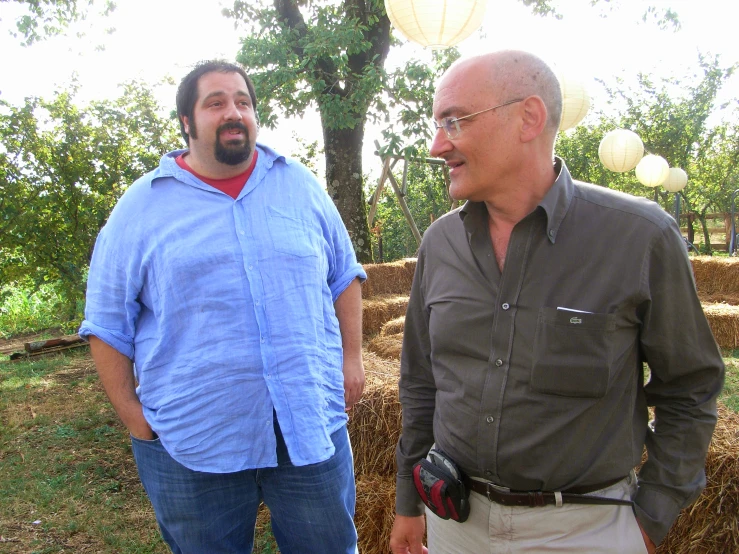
top-left (386, 169), bottom-right (423, 246)
top-left (368, 156), bottom-right (391, 225)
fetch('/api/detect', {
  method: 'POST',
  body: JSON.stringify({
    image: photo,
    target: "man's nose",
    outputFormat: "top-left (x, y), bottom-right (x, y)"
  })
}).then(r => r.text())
top-left (430, 126), bottom-right (452, 158)
top-left (223, 101), bottom-right (243, 121)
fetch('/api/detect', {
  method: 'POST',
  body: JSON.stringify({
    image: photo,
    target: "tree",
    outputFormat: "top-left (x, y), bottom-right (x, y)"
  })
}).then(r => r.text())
top-left (224, 0), bottom-right (681, 263)
top-left (0, 80), bottom-right (181, 317)
top-left (2, 0), bottom-right (115, 45)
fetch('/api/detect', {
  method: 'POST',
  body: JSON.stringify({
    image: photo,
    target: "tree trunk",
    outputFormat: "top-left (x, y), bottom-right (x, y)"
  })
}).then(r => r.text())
top-left (323, 119), bottom-right (373, 263)
top-left (698, 213), bottom-right (713, 255)
top-left (687, 213), bottom-right (695, 244)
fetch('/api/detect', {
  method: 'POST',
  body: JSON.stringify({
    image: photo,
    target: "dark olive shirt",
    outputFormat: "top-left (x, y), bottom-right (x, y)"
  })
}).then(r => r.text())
top-left (395, 159), bottom-right (724, 544)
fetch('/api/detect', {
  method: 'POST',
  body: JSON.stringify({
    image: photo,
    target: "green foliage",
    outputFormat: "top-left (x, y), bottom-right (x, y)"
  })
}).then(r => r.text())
top-left (0, 80), bottom-right (181, 322)
top-left (556, 55), bottom-right (739, 253)
top-left (0, 280), bottom-right (73, 338)
top-left (4, 0), bottom-right (116, 45)
top-left (226, 0), bottom-right (390, 133)
top-left (381, 49), bottom-right (460, 158)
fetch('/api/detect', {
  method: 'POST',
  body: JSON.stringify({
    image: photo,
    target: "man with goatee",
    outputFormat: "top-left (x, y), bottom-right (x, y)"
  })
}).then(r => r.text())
top-left (80, 60), bottom-right (364, 554)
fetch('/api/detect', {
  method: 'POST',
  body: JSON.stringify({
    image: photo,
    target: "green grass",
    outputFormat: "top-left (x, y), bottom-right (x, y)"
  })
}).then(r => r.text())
top-left (720, 348), bottom-right (739, 412)
top-left (0, 349), bottom-right (278, 553)
top-left (0, 350), bottom-right (167, 553)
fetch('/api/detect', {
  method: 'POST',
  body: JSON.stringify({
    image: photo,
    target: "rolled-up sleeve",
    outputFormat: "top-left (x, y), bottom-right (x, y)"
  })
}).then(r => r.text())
top-left (318, 185), bottom-right (366, 301)
top-left (78, 221), bottom-right (141, 359)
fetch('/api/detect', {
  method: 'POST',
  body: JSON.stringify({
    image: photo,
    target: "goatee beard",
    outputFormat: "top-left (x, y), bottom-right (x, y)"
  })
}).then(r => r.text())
top-left (215, 122), bottom-right (252, 165)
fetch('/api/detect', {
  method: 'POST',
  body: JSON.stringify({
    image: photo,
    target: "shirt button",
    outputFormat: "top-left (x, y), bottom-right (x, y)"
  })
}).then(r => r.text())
top-left (549, 229), bottom-right (555, 237)
top-left (485, 470), bottom-right (493, 477)
top-left (495, 359), bottom-right (503, 367)
top-left (255, 300), bottom-right (260, 306)
top-left (240, 231), bottom-right (245, 235)
top-left (502, 303), bottom-right (510, 310)
top-left (260, 337), bottom-right (265, 343)
top-left (248, 265), bottom-right (253, 270)
top-left (486, 415), bottom-right (494, 423)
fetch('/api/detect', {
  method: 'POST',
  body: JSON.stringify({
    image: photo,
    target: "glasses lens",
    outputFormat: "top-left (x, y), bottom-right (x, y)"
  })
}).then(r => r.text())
top-left (444, 118), bottom-right (460, 139)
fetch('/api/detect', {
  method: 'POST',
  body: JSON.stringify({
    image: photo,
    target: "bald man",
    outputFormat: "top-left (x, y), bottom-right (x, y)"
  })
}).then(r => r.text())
top-left (389, 51), bottom-right (724, 554)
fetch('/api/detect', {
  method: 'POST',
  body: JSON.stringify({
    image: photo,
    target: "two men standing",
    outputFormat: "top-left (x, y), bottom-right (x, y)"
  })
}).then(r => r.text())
top-left (82, 52), bottom-right (723, 554)
top-left (81, 61), bottom-right (364, 553)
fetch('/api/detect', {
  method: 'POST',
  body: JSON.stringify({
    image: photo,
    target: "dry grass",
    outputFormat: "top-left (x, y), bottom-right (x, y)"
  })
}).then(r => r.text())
top-left (380, 317), bottom-right (406, 337)
top-left (691, 257), bottom-right (739, 297)
top-left (355, 473), bottom-right (397, 554)
top-left (702, 303), bottom-right (739, 349)
top-left (349, 351), bottom-right (401, 477)
top-left (367, 333), bottom-right (403, 361)
top-left (362, 295), bottom-right (409, 337)
top-left (362, 259), bottom-right (417, 299)
top-left (658, 404), bottom-right (739, 554)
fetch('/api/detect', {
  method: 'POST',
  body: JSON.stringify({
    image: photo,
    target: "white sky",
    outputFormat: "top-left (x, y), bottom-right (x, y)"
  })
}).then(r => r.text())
top-left (1, 0), bottom-right (737, 179)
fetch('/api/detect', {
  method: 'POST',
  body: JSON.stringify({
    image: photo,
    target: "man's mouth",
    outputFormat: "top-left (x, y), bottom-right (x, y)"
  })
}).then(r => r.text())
top-left (218, 123), bottom-right (248, 142)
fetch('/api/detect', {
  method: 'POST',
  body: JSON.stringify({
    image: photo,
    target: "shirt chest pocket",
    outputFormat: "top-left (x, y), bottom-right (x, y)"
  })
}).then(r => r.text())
top-left (266, 206), bottom-right (320, 258)
top-left (530, 307), bottom-right (615, 398)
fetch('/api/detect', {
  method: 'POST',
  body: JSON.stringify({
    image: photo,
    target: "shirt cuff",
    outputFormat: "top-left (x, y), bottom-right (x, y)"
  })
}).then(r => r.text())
top-left (633, 485), bottom-right (684, 545)
top-left (329, 265), bottom-right (367, 303)
top-left (78, 320), bottom-right (135, 360)
top-left (395, 475), bottom-right (425, 516)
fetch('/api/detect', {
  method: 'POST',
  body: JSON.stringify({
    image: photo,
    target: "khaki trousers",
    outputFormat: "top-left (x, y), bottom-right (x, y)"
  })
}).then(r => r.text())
top-left (426, 471), bottom-right (648, 554)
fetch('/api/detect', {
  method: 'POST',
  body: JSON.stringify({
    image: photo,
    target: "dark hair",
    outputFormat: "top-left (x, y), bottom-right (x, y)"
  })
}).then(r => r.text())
top-left (176, 60), bottom-right (258, 145)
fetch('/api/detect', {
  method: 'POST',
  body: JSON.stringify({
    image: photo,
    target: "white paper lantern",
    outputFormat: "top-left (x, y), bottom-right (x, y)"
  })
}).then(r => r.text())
top-left (598, 129), bottom-right (644, 173)
top-left (558, 74), bottom-right (590, 131)
top-left (384, 0), bottom-right (487, 48)
top-left (662, 167), bottom-right (688, 193)
top-left (636, 155), bottom-right (670, 188)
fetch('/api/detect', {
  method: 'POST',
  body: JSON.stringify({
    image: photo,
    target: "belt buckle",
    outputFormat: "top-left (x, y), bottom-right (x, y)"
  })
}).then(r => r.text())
top-left (485, 482), bottom-right (511, 502)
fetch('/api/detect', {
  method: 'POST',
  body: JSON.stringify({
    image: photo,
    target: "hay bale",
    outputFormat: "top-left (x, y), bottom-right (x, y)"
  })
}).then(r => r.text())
top-left (699, 293), bottom-right (739, 306)
top-left (381, 316), bottom-right (406, 337)
top-left (362, 259), bottom-right (417, 298)
top-left (702, 303), bottom-right (739, 349)
top-left (363, 295), bottom-right (410, 337)
top-left (658, 405), bottom-right (739, 553)
top-left (368, 333), bottom-right (403, 361)
top-left (691, 257), bottom-right (739, 297)
top-left (349, 351), bottom-right (401, 477)
top-left (355, 473), bottom-right (397, 554)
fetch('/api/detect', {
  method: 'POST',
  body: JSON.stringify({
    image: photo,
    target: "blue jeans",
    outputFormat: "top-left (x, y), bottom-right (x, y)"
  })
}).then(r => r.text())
top-left (131, 422), bottom-right (358, 554)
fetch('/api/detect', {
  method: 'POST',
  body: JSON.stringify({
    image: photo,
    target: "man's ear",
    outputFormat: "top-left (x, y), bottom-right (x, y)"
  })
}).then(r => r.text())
top-left (519, 96), bottom-right (548, 143)
top-left (181, 115), bottom-right (190, 135)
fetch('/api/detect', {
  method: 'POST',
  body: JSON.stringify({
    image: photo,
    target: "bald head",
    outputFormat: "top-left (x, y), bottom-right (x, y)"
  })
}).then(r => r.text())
top-left (441, 51), bottom-right (562, 137)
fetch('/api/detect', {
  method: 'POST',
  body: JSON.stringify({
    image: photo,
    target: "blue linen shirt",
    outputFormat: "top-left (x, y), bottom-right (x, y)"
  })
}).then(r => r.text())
top-left (79, 144), bottom-right (366, 472)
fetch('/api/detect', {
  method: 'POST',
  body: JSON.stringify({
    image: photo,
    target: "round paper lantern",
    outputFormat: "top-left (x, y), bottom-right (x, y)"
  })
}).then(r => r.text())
top-left (662, 167), bottom-right (688, 193)
top-left (558, 74), bottom-right (590, 131)
top-left (384, 0), bottom-right (487, 48)
top-left (635, 155), bottom-right (670, 187)
top-left (598, 129), bottom-right (644, 173)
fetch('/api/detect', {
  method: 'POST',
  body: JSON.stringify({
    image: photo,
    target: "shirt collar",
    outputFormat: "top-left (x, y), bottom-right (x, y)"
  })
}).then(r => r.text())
top-left (459, 157), bottom-right (574, 244)
top-left (152, 142), bottom-right (288, 188)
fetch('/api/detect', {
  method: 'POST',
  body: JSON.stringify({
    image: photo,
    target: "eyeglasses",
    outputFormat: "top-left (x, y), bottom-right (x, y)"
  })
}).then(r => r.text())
top-left (432, 98), bottom-right (525, 140)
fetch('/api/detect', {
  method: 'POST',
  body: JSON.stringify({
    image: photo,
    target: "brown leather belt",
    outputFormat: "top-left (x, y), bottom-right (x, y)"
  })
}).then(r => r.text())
top-left (463, 476), bottom-right (633, 507)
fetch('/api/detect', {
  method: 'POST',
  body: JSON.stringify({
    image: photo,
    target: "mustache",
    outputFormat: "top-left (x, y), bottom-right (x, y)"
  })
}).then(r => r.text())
top-left (217, 122), bottom-right (249, 135)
